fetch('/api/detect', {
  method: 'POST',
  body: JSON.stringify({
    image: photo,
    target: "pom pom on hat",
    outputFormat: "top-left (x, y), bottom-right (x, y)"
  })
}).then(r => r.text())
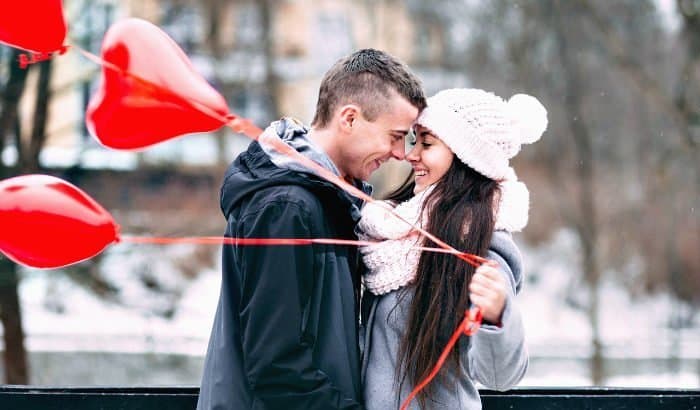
top-left (508, 94), bottom-right (548, 144)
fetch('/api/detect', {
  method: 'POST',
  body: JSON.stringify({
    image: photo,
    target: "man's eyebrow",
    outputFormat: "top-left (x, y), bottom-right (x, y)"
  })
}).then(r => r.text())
top-left (391, 129), bottom-right (410, 135)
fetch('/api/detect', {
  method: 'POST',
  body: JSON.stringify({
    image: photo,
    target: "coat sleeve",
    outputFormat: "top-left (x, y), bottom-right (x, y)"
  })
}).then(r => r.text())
top-left (464, 236), bottom-right (529, 391)
top-left (235, 199), bottom-right (363, 410)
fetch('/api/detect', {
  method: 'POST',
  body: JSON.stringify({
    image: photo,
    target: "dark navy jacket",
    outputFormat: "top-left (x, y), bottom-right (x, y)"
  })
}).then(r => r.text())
top-left (198, 141), bottom-right (365, 410)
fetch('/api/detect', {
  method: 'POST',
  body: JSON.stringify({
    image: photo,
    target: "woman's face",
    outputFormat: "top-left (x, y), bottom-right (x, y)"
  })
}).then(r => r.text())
top-left (406, 125), bottom-right (454, 194)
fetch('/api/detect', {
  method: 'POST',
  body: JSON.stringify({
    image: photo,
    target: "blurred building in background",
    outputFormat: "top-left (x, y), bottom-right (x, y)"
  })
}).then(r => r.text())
top-left (10, 0), bottom-right (472, 191)
top-left (3, 0), bottom-right (464, 267)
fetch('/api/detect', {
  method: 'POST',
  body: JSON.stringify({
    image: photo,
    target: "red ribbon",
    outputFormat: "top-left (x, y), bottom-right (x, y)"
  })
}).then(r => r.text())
top-left (64, 43), bottom-right (489, 400)
top-left (399, 307), bottom-right (484, 410)
top-left (18, 45), bottom-right (70, 69)
top-left (119, 236), bottom-right (487, 268)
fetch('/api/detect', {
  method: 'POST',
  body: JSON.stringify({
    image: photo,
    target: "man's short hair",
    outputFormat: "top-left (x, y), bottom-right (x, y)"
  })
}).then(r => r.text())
top-left (311, 49), bottom-right (426, 128)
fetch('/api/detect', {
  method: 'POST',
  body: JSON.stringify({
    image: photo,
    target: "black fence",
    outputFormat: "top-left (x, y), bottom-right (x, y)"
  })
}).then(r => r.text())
top-left (0, 386), bottom-right (698, 409)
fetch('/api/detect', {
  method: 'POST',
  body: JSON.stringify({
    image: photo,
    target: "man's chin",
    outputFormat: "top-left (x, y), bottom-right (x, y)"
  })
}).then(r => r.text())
top-left (351, 168), bottom-right (372, 182)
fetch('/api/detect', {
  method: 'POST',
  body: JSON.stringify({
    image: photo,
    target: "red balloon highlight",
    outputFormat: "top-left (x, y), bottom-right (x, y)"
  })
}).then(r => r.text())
top-left (86, 18), bottom-right (230, 150)
top-left (0, 1), bottom-right (67, 53)
top-left (0, 175), bottom-right (119, 269)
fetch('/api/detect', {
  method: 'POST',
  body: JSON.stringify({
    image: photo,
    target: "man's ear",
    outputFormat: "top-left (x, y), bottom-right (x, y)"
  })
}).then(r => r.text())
top-left (338, 104), bottom-right (361, 131)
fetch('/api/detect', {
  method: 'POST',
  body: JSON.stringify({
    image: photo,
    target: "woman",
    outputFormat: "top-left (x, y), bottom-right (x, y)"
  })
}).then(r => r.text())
top-left (359, 88), bottom-right (547, 409)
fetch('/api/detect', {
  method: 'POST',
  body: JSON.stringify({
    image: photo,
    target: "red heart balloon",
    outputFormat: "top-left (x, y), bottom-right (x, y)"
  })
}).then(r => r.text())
top-left (0, 1), bottom-right (67, 53)
top-left (0, 175), bottom-right (119, 269)
top-left (86, 18), bottom-right (230, 150)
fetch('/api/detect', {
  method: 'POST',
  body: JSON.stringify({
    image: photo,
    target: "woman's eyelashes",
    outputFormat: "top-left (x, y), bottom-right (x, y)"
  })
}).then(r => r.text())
top-left (410, 139), bottom-right (431, 148)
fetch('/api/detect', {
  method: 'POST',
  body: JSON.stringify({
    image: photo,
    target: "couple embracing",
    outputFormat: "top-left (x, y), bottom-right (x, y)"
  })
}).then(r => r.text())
top-left (198, 49), bottom-right (547, 410)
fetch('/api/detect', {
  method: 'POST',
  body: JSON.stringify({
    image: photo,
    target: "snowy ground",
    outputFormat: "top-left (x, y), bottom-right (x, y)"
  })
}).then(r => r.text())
top-left (2, 228), bottom-right (698, 387)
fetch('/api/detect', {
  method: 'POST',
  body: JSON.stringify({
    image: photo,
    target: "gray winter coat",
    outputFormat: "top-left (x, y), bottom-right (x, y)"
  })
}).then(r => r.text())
top-left (361, 231), bottom-right (528, 410)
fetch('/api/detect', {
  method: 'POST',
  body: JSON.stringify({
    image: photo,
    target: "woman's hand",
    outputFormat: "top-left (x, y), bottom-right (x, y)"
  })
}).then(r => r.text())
top-left (468, 262), bottom-right (507, 325)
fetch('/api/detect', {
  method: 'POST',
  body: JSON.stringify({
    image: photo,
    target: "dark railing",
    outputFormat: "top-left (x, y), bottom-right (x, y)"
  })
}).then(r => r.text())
top-left (0, 386), bottom-right (698, 409)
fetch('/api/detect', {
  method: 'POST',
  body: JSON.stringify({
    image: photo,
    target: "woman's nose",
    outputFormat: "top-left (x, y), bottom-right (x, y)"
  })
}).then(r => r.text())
top-left (405, 146), bottom-right (419, 162)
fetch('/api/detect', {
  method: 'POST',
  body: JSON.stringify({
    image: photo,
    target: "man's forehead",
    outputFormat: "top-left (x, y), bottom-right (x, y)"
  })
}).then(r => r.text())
top-left (384, 97), bottom-right (419, 122)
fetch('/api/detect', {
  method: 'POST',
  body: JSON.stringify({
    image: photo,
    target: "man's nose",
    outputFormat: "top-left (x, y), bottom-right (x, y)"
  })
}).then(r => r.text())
top-left (391, 141), bottom-right (405, 160)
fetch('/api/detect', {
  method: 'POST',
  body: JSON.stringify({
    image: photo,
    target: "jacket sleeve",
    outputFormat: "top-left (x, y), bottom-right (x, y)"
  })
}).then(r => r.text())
top-left (235, 199), bottom-right (363, 410)
top-left (464, 239), bottom-right (529, 391)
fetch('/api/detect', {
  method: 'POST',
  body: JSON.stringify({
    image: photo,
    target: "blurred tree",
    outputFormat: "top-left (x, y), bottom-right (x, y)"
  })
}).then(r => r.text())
top-left (0, 48), bottom-right (30, 385)
top-left (0, 48), bottom-right (54, 384)
top-left (669, 0), bottom-right (700, 311)
top-left (181, 0), bottom-right (279, 164)
top-left (571, 0), bottom-right (699, 311)
top-left (550, 0), bottom-right (603, 384)
top-left (459, 0), bottom-right (698, 384)
top-left (259, 0), bottom-right (281, 121)
top-left (202, 0), bottom-right (230, 166)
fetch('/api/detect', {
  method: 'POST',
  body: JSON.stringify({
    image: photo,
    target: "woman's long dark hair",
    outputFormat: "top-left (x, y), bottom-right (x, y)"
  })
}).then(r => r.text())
top-left (385, 157), bottom-right (500, 408)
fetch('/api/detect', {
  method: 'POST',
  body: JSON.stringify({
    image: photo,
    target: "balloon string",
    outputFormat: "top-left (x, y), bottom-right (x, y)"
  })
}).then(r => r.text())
top-left (73, 46), bottom-right (255, 137)
top-left (17, 45), bottom-right (70, 69)
top-left (251, 132), bottom-right (487, 268)
top-left (15, 44), bottom-right (485, 266)
top-left (72, 45), bottom-right (486, 268)
top-left (399, 307), bottom-right (483, 410)
top-left (76, 44), bottom-right (361, 204)
top-left (74, 38), bottom-right (487, 398)
top-left (77, 47), bottom-right (488, 395)
top-left (119, 235), bottom-right (485, 266)
top-left (10, 34), bottom-right (489, 403)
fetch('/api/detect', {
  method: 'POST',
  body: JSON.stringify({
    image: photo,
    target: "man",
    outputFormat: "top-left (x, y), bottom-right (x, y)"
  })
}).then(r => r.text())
top-left (197, 48), bottom-right (425, 410)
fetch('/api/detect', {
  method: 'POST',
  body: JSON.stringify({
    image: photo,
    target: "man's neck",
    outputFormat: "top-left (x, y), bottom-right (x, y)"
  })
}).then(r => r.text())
top-left (307, 127), bottom-right (349, 181)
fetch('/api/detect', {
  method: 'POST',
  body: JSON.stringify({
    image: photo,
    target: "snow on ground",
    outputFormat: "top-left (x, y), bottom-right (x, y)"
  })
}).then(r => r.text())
top-left (518, 229), bottom-right (699, 360)
top-left (15, 243), bottom-right (221, 356)
top-left (17, 271), bottom-right (218, 356)
top-left (2, 228), bottom-right (698, 387)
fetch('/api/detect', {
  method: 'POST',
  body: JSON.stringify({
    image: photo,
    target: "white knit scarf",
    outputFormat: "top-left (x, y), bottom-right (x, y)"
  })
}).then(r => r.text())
top-left (358, 170), bottom-right (529, 295)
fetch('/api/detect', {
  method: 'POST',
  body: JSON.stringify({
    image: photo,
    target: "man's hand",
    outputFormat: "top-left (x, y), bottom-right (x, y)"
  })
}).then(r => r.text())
top-left (468, 262), bottom-right (507, 325)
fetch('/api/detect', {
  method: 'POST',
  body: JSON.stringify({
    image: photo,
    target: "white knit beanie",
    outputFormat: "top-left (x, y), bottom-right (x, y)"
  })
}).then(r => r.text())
top-left (415, 88), bottom-right (547, 181)
top-left (415, 88), bottom-right (548, 232)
